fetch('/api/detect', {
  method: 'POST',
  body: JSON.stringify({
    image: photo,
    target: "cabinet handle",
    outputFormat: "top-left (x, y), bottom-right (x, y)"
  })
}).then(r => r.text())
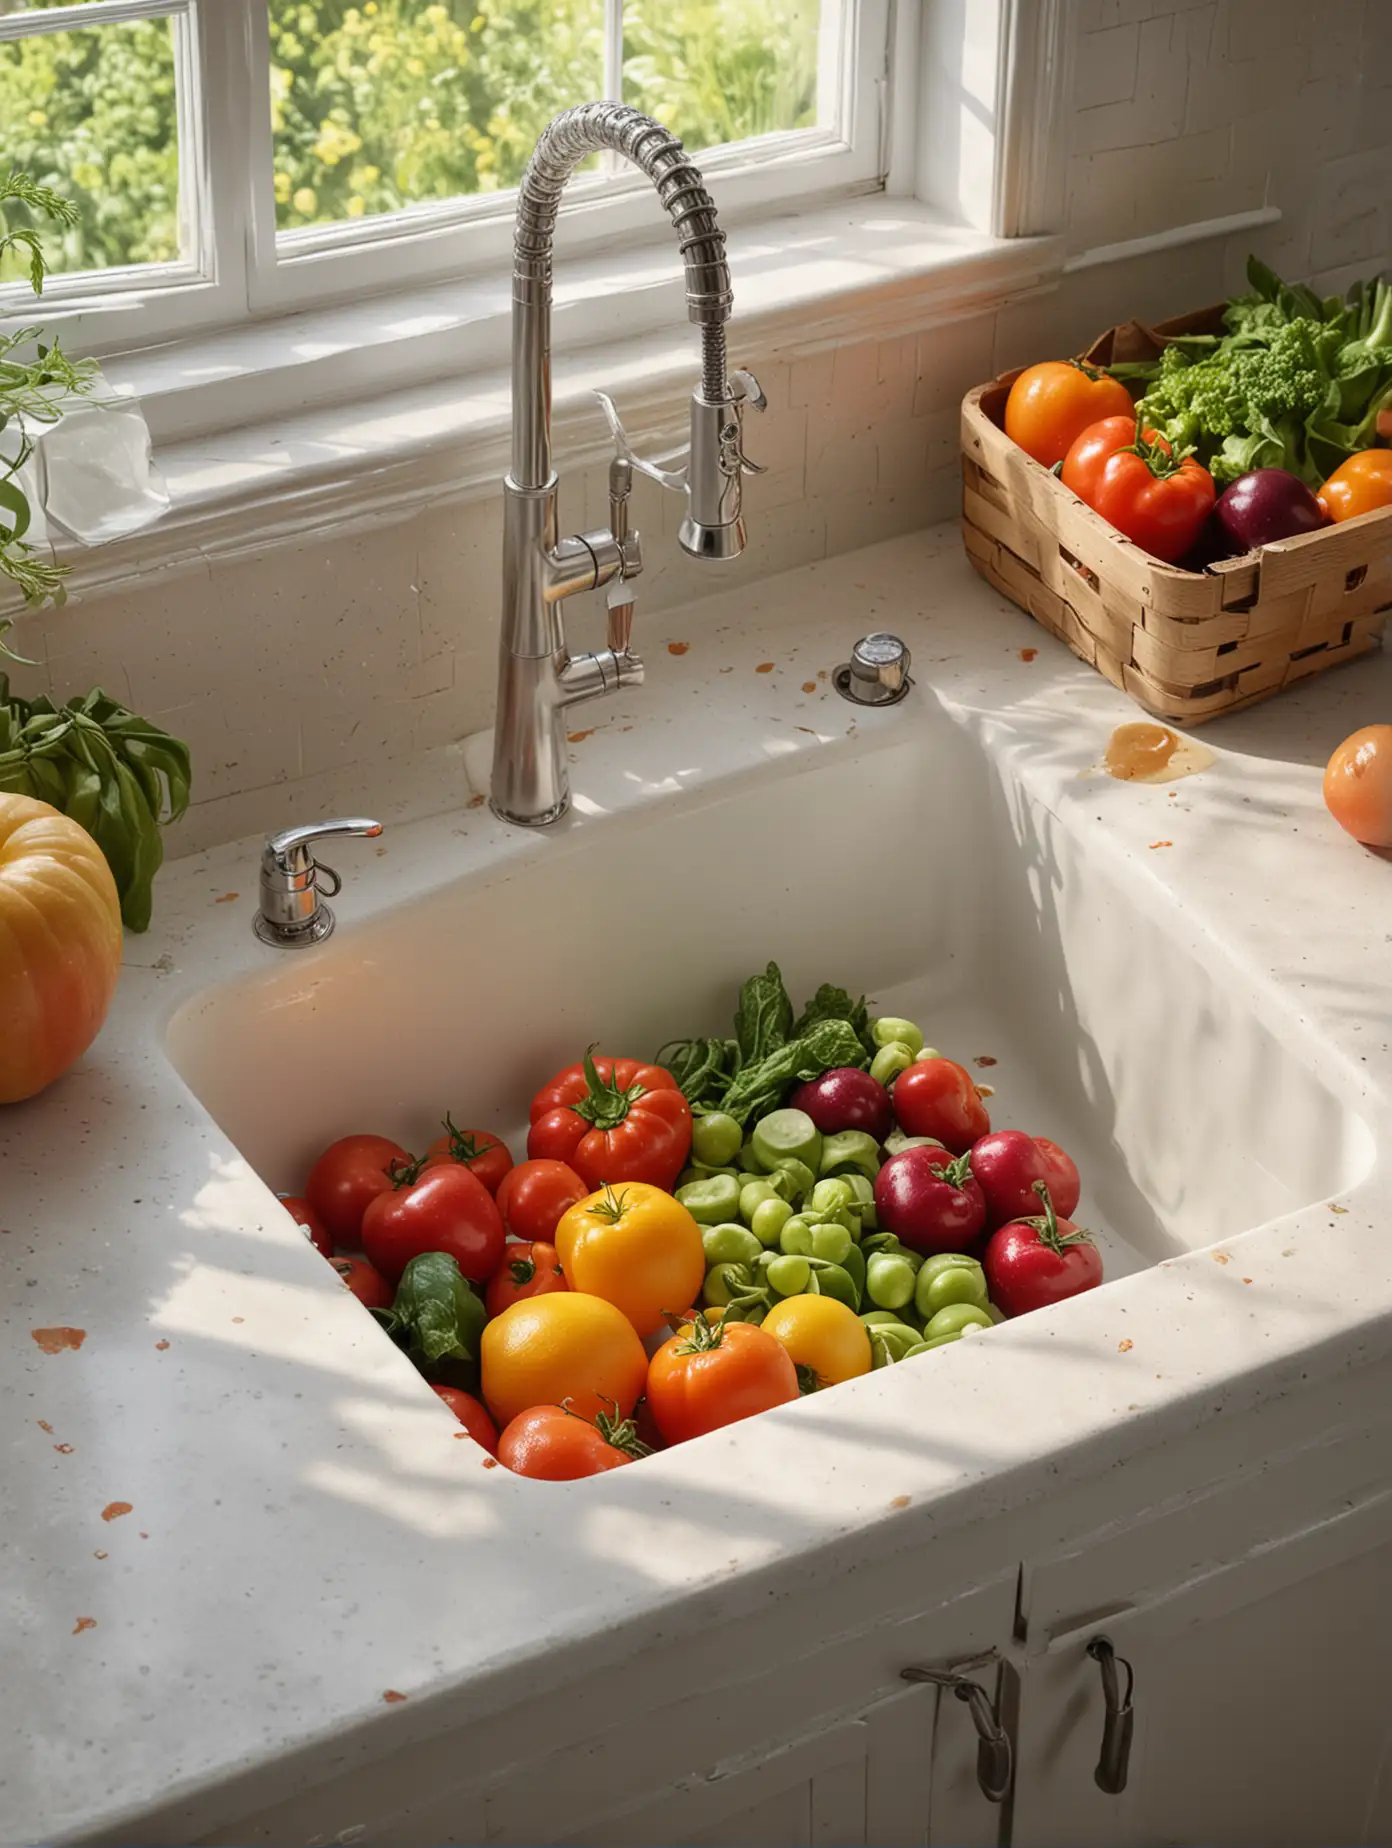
top-left (1086, 1636), bottom-right (1135, 1795)
top-left (901, 1664), bottom-right (1013, 1803)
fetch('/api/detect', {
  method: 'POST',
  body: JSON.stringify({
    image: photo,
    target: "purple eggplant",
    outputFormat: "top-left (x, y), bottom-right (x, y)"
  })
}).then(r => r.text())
top-left (1211, 468), bottom-right (1326, 554)
top-left (790, 1067), bottom-right (894, 1142)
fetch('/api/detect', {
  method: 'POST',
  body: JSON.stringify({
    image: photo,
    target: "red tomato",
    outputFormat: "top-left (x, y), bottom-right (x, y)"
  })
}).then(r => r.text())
top-left (892, 1059), bottom-right (990, 1153)
top-left (423, 1119), bottom-right (513, 1195)
top-left (305, 1134), bottom-right (409, 1248)
top-left (362, 1164), bottom-right (506, 1285)
top-left (873, 1146), bottom-right (986, 1255)
top-left (485, 1241), bottom-right (569, 1318)
top-left (495, 1159), bottom-right (589, 1244)
top-left (432, 1385), bottom-right (498, 1454)
top-left (646, 1314), bottom-right (798, 1445)
top-left (968, 1131), bottom-right (1081, 1226)
top-left (983, 1188), bottom-right (1102, 1317)
top-left (1061, 416), bottom-right (1215, 564)
top-left (527, 1052), bottom-right (692, 1190)
top-left (332, 1254), bottom-right (394, 1309)
top-left (280, 1193), bottom-right (333, 1257)
top-left (496, 1402), bottom-right (646, 1481)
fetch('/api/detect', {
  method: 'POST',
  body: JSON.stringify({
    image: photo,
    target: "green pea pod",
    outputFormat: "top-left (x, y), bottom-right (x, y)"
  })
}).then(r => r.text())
top-left (677, 1173), bottom-right (744, 1226)
top-left (779, 1217), bottom-right (815, 1257)
top-left (703, 1260), bottom-right (754, 1308)
top-left (840, 1240), bottom-right (865, 1307)
top-left (842, 1172), bottom-right (878, 1230)
top-left (915, 1255), bottom-right (989, 1322)
top-left (719, 1295), bottom-right (767, 1326)
top-left (871, 1017), bottom-right (925, 1056)
top-left (810, 1222), bottom-right (853, 1265)
top-left (750, 1197), bottom-right (792, 1248)
top-left (902, 1333), bottom-right (960, 1357)
top-left (861, 1309), bottom-right (907, 1328)
top-left (751, 1108), bottom-right (822, 1173)
top-left (809, 1177), bottom-right (854, 1215)
top-left (868, 1322), bottom-right (922, 1368)
top-left (805, 1259), bottom-right (858, 1311)
top-left (866, 1250), bottom-right (916, 1310)
top-left (820, 1130), bottom-right (881, 1180)
top-left (923, 1302), bottom-right (993, 1340)
top-left (862, 1232), bottom-right (923, 1273)
top-left (772, 1156), bottom-right (818, 1198)
top-left (766, 1253), bottom-right (810, 1297)
top-left (690, 1111), bottom-right (743, 1168)
top-left (739, 1179), bottom-right (781, 1222)
top-left (702, 1223), bottom-right (763, 1268)
top-left (870, 1042), bottom-right (916, 1086)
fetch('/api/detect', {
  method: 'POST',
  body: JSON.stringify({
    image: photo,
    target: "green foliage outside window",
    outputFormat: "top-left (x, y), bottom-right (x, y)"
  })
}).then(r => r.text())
top-left (0, 0), bottom-right (818, 279)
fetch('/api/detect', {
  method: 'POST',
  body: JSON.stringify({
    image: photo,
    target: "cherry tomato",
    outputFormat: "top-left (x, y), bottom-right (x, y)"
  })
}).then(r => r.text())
top-left (423, 1119), bottom-right (513, 1196)
top-left (1317, 449), bottom-right (1392, 524)
top-left (432, 1385), bottom-right (498, 1454)
top-left (496, 1402), bottom-right (647, 1481)
top-left (495, 1159), bottom-right (589, 1244)
top-left (280, 1194), bottom-right (332, 1257)
top-left (484, 1240), bottom-right (569, 1318)
top-left (305, 1134), bottom-right (409, 1248)
top-left (968, 1131), bottom-right (1081, 1225)
top-left (874, 1146), bottom-right (986, 1254)
top-left (983, 1186), bottom-right (1102, 1317)
top-left (646, 1312), bottom-right (798, 1444)
top-left (362, 1164), bottom-right (506, 1285)
top-left (1061, 416), bottom-right (1215, 564)
top-left (1324, 725), bottom-right (1392, 848)
top-left (892, 1058), bottom-right (990, 1153)
top-left (331, 1254), bottom-right (394, 1309)
top-left (1004, 360), bottom-right (1135, 469)
top-left (528, 1052), bottom-right (692, 1191)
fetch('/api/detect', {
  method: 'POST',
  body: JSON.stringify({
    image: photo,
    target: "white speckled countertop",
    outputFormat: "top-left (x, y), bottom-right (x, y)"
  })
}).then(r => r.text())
top-left (4, 522), bottom-right (1391, 1846)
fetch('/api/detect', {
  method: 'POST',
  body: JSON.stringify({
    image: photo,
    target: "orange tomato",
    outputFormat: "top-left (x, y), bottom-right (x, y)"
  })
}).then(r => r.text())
top-left (0, 794), bottom-right (122, 1105)
top-left (1004, 360), bottom-right (1135, 469)
top-left (555, 1182), bottom-right (704, 1336)
top-left (647, 1313), bottom-right (799, 1445)
top-left (432, 1385), bottom-right (499, 1454)
top-left (761, 1296), bottom-right (872, 1390)
top-left (480, 1292), bottom-right (648, 1429)
top-left (496, 1403), bottom-right (646, 1480)
top-left (1317, 450), bottom-right (1392, 524)
top-left (1324, 725), bottom-right (1392, 847)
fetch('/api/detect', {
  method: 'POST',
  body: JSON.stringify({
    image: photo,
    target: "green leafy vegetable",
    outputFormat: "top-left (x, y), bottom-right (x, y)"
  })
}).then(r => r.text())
top-left (658, 966), bottom-right (873, 1127)
top-left (0, 675), bottom-right (191, 931)
top-left (374, 1252), bottom-right (487, 1375)
top-left (1112, 256), bottom-right (1392, 490)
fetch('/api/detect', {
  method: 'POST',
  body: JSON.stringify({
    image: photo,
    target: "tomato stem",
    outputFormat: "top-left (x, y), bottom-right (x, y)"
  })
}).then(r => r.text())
top-left (571, 1045), bottom-right (647, 1132)
top-left (1116, 414), bottom-right (1191, 480)
top-left (586, 1181), bottom-right (631, 1225)
top-left (561, 1395), bottom-right (652, 1459)
top-left (438, 1114), bottom-right (490, 1166)
top-left (387, 1153), bottom-right (425, 1189)
top-left (1024, 1180), bottom-right (1094, 1256)
top-left (672, 1309), bottom-right (728, 1355)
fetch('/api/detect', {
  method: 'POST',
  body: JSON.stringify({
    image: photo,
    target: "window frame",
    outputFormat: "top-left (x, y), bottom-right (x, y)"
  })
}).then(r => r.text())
top-left (1, 0), bottom-right (893, 342)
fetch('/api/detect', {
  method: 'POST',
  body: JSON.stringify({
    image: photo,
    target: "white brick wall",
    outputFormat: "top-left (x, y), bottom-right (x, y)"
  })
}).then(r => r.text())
top-left (6, 0), bottom-right (1390, 854)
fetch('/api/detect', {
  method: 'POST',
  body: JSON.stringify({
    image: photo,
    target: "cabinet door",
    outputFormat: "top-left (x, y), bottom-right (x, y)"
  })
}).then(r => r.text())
top-left (1011, 1486), bottom-right (1392, 1848)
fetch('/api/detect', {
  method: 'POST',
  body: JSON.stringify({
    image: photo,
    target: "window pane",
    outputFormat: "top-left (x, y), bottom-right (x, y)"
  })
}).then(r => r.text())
top-left (622, 0), bottom-right (820, 155)
top-left (0, 14), bottom-right (181, 280)
top-left (269, 0), bottom-right (605, 231)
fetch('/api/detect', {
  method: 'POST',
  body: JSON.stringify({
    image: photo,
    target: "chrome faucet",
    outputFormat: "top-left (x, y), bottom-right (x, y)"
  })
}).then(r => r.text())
top-left (489, 103), bottom-right (766, 828)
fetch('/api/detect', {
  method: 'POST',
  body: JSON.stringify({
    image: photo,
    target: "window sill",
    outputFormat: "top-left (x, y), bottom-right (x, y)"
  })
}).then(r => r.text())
top-left (18, 201), bottom-right (1062, 605)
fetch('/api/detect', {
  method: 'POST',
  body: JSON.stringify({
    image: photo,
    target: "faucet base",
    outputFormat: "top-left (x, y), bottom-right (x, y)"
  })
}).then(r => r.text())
top-left (489, 791), bottom-right (569, 828)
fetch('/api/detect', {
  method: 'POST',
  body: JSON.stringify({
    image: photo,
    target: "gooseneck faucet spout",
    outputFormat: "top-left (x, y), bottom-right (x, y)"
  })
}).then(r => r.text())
top-left (489, 103), bottom-right (764, 828)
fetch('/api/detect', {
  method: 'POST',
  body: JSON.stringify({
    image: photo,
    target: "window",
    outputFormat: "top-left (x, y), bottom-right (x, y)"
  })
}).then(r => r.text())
top-left (0, 0), bottom-right (888, 343)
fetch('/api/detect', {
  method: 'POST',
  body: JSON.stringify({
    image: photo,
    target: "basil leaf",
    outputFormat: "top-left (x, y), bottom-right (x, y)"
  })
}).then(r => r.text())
top-left (792, 982), bottom-right (874, 1054)
top-left (722, 1018), bottom-right (869, 1126)
top-left (734, 961), bottom-right (793, 1067)
top-left (657, 1035), bottom-right (739, 1108)
top-left (377, 1252), bottom-right (487, 1374)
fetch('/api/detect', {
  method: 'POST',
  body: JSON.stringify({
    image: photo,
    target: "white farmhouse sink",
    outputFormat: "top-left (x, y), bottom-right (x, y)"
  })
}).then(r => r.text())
top-left (166, 715), bottom-right (1373, 1291)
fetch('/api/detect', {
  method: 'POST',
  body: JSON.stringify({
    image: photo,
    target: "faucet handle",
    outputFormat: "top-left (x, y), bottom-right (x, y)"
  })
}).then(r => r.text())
top-left (594, 390), bottom-right (688, 493)
top-left (255, 817), bottom-right (382, 948)
top-left (727, 370), bottom-right (768, 475)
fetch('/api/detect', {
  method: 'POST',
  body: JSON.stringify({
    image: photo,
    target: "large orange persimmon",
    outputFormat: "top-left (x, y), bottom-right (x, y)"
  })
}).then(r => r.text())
top-left (0, 795), bottom-right (122, 1103)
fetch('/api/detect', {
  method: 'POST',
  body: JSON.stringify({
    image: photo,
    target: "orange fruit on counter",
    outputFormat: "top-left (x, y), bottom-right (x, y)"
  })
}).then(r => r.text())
top-left (555, 1181), bottom-right (705, 1336)
top-left (480, 1291), bottom-right (649, 1429)
top-left (1323, 725), bottom-right (1392, 848)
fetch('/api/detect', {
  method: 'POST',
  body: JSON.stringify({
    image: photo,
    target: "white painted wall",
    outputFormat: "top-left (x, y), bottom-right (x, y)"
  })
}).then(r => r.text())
top-left (5, 0), bottom-right (1389, 856)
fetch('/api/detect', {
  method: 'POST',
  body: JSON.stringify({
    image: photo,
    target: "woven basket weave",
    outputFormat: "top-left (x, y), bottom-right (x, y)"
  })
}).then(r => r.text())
top-left (960, 306), bottom-right (1392, 723)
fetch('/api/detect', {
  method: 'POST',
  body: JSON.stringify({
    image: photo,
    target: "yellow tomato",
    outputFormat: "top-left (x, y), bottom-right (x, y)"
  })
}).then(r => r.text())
top-left (0, 795), bottom-right (122, 1105)
top-left (761, 1295), bottom-right (872, 1389)
top-left (555, 1181), bottom-right (705, 1336)
top-left (481, 1292), bottom-right (649, 1430)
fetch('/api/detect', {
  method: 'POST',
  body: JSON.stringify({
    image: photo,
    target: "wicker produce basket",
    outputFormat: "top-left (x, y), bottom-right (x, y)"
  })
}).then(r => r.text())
top-left (961, 305), bottom-right (1392, 723)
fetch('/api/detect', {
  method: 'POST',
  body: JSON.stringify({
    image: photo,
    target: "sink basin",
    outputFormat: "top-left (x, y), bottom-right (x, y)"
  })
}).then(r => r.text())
top-left (167, 718), bottom-right (1373, 1290)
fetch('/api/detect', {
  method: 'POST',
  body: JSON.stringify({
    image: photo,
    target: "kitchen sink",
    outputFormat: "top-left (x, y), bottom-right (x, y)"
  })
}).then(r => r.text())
top-left (166, 718), bottom-right (1373, 1288)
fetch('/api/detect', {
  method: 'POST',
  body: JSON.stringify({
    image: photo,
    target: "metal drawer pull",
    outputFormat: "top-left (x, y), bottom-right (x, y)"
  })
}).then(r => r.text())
top-left (1086, 1635), bottom-right (1135, 1795)
top-left (901, 1664), bottom-right (1013, 1803)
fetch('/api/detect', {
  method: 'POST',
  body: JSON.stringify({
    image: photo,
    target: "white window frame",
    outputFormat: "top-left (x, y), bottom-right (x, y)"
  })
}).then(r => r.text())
top-left (1, 0), bottom-right (893, 346)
